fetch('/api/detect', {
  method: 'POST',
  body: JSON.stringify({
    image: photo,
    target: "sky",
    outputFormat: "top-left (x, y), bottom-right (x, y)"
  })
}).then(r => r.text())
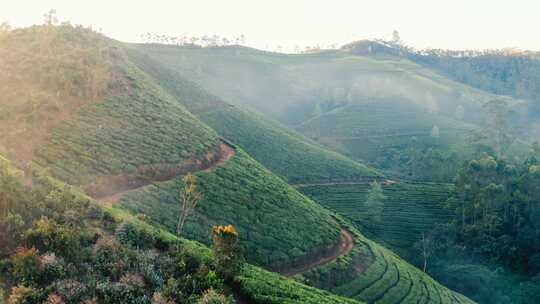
top-left (1, 0), bottom-right (539, 52)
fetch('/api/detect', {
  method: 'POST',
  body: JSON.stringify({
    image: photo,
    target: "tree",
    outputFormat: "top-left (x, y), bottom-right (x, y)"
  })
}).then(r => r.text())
top-left (392, 30), bottom-right (401, 45)
top-left (43, 9), bottom-right (59, 26)
top-left (176, 173), bottom-right (203, 237)
top-left (0, 21), bottom-right (11, 33)
top-left (431, 125), bottom-right (440, 139)
top-left (476, 99), bottom-right (516, 158)
top-left (364, 181), bottom-right (386, 222)
top-left (211, 225), bottom-right (241, 281)
top-left (455, 105), bottom-right (465, 120)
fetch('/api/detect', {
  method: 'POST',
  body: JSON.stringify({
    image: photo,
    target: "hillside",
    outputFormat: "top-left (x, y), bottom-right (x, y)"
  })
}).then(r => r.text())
top-left (297, 98), bottom-right (475, 175)
top-left (132, 43), bottom-right (501, 126)
top-left (0, 25), bottom-right (344, 272)
top-left (0, 157), bottom-right (363, 304)
top-left (114, 148), bottom-right (342, 269)
top-left (0, 25), bottom-right (477, 303)
top-left (132, 43), bottom-right (522, 178)
top-left (293, 217), bottom-right (474, 304)
top-left (127, 47), bottom-right (381, 183)
top-left (299, 181), bottom-right (454, 259)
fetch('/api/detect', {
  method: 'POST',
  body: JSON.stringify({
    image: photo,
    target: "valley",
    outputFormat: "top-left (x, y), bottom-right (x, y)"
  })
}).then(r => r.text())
top-left (1, 11), bottom-right (540, 303)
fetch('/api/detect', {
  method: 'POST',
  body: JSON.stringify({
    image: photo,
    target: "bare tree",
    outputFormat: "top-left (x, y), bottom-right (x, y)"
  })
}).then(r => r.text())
top-left (43, 9), bottom-right (59, 26)
top-left (177, 173), bottom-right (203, 237)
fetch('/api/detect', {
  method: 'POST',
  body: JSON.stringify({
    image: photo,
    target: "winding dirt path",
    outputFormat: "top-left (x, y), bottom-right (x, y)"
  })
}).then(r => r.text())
top-left (292, 179), bottom-right (395, 188)
top-left (281, 228), bottom-right (354, 277)
top-left (93, 140), bottom-right (235, 203)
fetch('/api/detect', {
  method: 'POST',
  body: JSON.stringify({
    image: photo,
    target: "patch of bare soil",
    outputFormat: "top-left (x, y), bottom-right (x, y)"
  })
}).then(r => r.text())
top-left (91, 140), bottom-right (235, 202)
top-left (280, 229), bottom-right (354, 277)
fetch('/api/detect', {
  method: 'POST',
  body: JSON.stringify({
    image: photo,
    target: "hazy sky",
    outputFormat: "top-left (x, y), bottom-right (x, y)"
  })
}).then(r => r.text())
top-left (1, 0), bottom-right (539, 52)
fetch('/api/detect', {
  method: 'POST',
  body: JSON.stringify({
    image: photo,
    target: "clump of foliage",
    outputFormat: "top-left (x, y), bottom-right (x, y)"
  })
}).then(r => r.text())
top-left (0, 158), bottom-right (231, 303)
top-left (363, 181), bottom-right (386, 222)
top-left (211, 225), bottom-right (241, 281)
top-left (414, 146), bottom-right (540, 303)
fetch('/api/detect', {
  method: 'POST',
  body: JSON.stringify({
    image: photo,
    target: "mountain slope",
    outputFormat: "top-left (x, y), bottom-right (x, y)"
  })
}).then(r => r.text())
top-left (0, 25), bottom-right (343, 272)
top-left (127, 47), bottom-right (381, 183)
top-left (297, 98), bottom-right (475, 171)
top-left (128, 45), bottom-right (476, 303)
top-left (132, 43), bottom-right (522, 177)
top-left (299, 180), bottom-right (454, 260)
top-left (1, 26), bottom-right (476, 303)
top-left (132, 43), bottom-right (500, 126)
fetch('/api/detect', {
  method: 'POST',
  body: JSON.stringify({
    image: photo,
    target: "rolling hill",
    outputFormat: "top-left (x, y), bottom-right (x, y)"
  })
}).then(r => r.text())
top-left (0, 25), bottom-right (476, 303)
top-left (127, 47), bottom-right (381, 183)
top-left (132, 43), bottom-right (526, 177)
top-left (0, 25), bottom-right (343, 271)
top-left (299, 180), bottom-right (454, 260)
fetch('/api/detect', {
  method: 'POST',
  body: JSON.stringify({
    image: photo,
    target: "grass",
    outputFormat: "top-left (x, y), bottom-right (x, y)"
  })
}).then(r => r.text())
top-left (299, 181), bottom-right (454, 259)
top-left (116, 148), bottom-right (342, 269)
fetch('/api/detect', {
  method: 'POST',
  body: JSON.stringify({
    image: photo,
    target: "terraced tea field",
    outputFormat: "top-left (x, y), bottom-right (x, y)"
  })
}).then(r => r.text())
top-left (298, 181), bottom-right (454, 257)
top-left (298, 220), bottom-right (474, 304)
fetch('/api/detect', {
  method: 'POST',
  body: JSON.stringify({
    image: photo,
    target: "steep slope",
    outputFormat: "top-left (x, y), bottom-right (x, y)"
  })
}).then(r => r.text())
top-left (299, 181), bottom-right (454, 259)
top-left (297, 98), bottom-right (475, 170)
top-left (132, 43), bottom-right (499, 126)
top-left (292, 217), bottom-right (475, 304)
top-left (132, 43), bottom-right (524, 177)
top-left (0, 158), bottom-right (363, 304)
top-left (127, 48), bottom-right (381, 183)
top-left (0, 25), bottom-right (343, 272)
top-left (127, 45), bottom-right (476, 303)
top-left (115, 148), bottom-right (342, 269)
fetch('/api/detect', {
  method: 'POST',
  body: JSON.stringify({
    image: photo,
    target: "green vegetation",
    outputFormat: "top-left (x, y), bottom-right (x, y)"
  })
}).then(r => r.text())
top-left (298, 99), bottom-right (475, 180)
top-left (117, 149), bottom-right (341, 269)
top-left (295, 218), bottom-right (474, 304)
top-left (35, 55), bottom-right (218, 186)
top-left (128, 48), bottom-right (380, 183)
top-left (235, 265), bottom-right (362, 304)
top-left (408, 49), bottom-right (540, 104)
top-left (0, 155), bottom-right (370, 304)
top-left (299, 181), bottom-right (454, 259)
top-left (200, 107), bottom-right (380, 183)
top-left (132, 43), bottom-right (495, 127)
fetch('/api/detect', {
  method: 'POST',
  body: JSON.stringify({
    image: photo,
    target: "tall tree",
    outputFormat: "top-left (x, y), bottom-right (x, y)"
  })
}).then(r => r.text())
top-left (364, 181), bottom-right (386, 222)
top-left (392, 30), bottom-right (402, 45)
top-left (473, 99), bottom-right (516, 158)
top-left (176, 173), bottom-right (203, 237)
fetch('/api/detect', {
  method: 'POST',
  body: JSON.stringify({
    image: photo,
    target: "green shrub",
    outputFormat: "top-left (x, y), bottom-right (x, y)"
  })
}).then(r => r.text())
top-left (11, 248), bottom-right (41, 286)
top-left (7, 285), bottom-right (43, 304)
top-left (115, 222), bottom-right (156, 250)
top-left (197, 289), bottom-right (231, 304)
